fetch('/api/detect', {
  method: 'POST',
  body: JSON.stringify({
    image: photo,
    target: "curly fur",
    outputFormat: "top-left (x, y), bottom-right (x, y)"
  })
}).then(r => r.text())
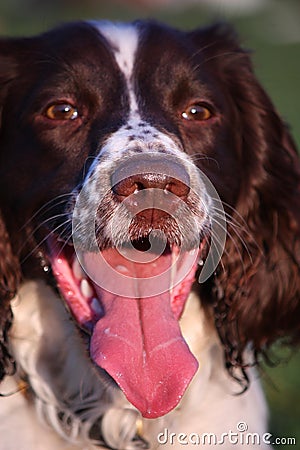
top-left (187, 24), bottom-right (300, 376)
top-left (0, 211), bottom-right (20, 380)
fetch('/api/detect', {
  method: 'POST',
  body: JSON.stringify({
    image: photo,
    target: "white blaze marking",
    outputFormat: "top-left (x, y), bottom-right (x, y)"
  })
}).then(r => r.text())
top-left (85, 22), bottom-right (185, 170)
top-left (91, 21), bottom-right (140, 114)
top-left (86, 22), bottom-right (189, 176)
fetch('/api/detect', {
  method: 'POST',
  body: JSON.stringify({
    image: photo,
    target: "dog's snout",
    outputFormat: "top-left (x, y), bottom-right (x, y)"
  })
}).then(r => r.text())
top-left (111, 157), bottom-right (191, 226)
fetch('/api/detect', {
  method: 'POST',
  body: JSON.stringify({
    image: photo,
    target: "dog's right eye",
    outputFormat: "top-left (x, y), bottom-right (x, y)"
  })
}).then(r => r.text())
top-left (45, 103), bottom-right (79, 121)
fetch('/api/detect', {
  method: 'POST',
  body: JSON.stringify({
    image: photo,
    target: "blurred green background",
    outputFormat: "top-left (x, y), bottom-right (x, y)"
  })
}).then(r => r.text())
top-left (0, 0), bottom-right (299, 447)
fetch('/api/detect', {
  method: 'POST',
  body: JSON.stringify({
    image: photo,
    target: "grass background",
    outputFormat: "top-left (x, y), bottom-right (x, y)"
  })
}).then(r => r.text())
top-left (0, 0), bottom-right (299, 447)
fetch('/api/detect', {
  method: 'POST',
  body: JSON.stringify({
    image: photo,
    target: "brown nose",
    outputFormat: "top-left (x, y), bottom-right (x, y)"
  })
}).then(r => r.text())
top-left (111, 157), bottom-right (190, 223)
top-left (113, 172), bottom-right (190, 199)
top-left (112, 156), bottom-right (190, 198)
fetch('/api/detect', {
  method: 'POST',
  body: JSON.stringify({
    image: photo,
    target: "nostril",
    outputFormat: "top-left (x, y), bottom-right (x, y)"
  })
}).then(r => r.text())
top-left (113, 177), bottom-right (140, 198)
top-left (165, 180), bottom-right (190, 199)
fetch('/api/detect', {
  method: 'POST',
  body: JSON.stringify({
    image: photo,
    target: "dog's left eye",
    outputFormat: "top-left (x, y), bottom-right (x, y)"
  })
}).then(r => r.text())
top-left (181, 103), bottom-right (212, 121)
top-left (45, 103), bottom-right (79, 121)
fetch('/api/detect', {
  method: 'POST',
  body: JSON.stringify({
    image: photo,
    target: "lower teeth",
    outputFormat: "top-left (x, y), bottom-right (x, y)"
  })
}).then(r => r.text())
top-left (80, 278), bottom-right (94, 298)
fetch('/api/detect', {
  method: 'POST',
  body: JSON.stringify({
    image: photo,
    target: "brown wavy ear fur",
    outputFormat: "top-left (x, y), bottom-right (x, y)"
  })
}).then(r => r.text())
top-left (0, 40), bottom-right (22, 380)
top-left (194, 24), bottom-right (300, 376)
top-left (0, 211), bottom-right (20, 380)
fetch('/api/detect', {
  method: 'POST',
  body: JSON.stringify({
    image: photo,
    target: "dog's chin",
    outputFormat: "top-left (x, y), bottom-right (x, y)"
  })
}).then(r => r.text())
top-left (44, 232), bottom-right (206, 418)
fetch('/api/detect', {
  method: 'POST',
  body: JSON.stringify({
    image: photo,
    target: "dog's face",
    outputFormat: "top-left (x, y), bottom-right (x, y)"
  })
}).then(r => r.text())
top-left (0, 20), bottom-right (299, 420)
top-left (0, 21), bottom-right (228, 417)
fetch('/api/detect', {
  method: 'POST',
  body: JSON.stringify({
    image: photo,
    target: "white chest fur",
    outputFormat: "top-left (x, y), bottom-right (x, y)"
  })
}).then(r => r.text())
top-left (0, 280), bottom-right (269, 449)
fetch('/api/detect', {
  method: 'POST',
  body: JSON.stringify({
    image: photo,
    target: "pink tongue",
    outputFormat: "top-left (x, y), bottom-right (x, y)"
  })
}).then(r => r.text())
top-left (84, 249), bottom-right (198, 418)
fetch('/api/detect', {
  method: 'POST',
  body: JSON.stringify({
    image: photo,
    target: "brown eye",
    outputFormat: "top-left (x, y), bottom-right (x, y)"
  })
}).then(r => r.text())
top-left (45, 103), bottom-right (79, 120)
top-left (181, 104), bottom-right (212, 121)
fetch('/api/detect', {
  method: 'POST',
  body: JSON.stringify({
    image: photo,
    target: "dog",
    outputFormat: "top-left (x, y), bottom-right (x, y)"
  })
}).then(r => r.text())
top-left (0, 20), bottom-right (299, 449)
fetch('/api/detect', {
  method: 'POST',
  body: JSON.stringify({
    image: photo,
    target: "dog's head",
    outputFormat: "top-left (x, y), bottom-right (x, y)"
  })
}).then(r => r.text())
top-left (0, 21), bottom-right (299, 418)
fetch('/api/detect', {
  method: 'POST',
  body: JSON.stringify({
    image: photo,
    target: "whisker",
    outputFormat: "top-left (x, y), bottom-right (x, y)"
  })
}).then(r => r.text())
top-left (186, 37), bottom-right (235, 66)
top-left (82, 155), bottom-right (99, 180)
top-left (213, 199), bottom-right (255, 233)
top-left (211, 198), bottom-right (259, 238)
top-left (191, 51), bottom-right (240, 75)
top-left (21, 219), bottom-right (72, 264)
top-left (19, 213), bottom-right (70, 253)
top-left (212, 204), bottom-right (262, 257)
top-left (20, 194), bottom-right (73, 231)
top-left (189, 153), bottom-right (220, 169)
top-left (212, 215), bottom-right (249, 274)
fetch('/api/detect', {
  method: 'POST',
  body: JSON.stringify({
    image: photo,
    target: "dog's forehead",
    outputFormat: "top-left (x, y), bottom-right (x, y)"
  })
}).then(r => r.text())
top-left (89, 21), bottom-right (192, 79)
top-left (87, 21), bottom-right (199, 120)
top-left (91, 21), bottom-right (140, 113)
top-left (92, 21), bottom-right (139, 80)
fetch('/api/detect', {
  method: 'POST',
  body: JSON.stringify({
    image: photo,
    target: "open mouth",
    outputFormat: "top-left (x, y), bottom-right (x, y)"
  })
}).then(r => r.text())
top-left (46, 233), bottom-right (204, 419)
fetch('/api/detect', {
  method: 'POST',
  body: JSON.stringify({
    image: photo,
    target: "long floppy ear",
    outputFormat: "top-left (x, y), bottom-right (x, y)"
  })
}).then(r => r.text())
top-left (0, 212), bottom-right (20, 380)
top-left (0, 40), bottom-right (22, 380)
top-left (193, 24), bottom-right (300, 375)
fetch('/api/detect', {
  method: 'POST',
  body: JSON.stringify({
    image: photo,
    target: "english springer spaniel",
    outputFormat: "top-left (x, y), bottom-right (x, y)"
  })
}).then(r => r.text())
top-left (0, 20), bottom-right (299, 450)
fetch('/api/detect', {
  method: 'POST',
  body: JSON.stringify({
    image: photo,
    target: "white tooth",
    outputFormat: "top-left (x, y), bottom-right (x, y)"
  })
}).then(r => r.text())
top-left (91, 298), bottom-right (103, 316)
top-left (80, 279), bottom-right (93, 298)
top-left (115, 264), bottom-right (129, 274)
top-left (73, 257), bottom-right (85, 280)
